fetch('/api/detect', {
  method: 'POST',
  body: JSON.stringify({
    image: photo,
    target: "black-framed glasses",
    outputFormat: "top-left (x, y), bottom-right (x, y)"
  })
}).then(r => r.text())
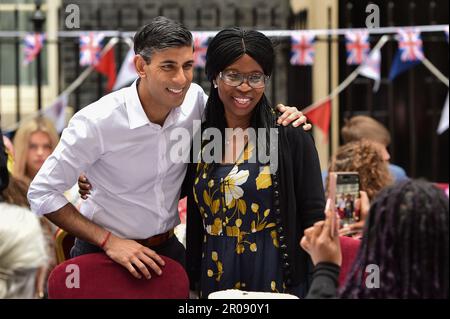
top-left (219, 70), bottom-right (269, 89)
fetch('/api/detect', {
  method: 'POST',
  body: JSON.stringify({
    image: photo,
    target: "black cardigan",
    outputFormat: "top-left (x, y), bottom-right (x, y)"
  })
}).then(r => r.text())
top-left (182, 125), bottom-right (325, 291)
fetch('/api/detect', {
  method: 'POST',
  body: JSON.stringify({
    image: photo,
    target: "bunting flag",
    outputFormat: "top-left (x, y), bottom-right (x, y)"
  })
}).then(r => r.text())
top-left (437, 93), bottom-right (449, 134)
top-left (94, 45), bottom-right (117, 92)
top-left (23, 33), bottom-right (45, 65)
top-left (358, 47), bottom-right (382, 92)
top-left (388, 49), bottom-right (421, 81)
top-left (193, 33), bottom-right (209, 68)
top-left (42, 94), bottom-right (68, 133)
top-left (397, 28), bottom-right (424, 62)
top-left (79, 32), bottom-right (104, 67)
top-left (113, 46), bottom-right (137, 91)
top-left (290, 31), bottom-right (316, 66)
top-left (304, 99), bottom-right (331, 139)
top-left (345, 30), bottom-right (370, 65)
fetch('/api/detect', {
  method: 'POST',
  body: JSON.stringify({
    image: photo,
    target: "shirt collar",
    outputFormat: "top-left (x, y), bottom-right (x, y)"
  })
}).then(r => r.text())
top-left (125, 79), bottom-right (186, 130)
top-left (125, 79), bottom-right (151, 130)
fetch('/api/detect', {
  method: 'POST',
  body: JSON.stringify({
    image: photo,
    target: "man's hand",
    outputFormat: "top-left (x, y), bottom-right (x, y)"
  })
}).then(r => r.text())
top-left (45, 203), bottom-right (166, 280)
top-left (300, 209), bottom-right (342, 266)
top-left (103, 234), bottom-right (166, 279)
top-left (275, 104), bottom-right (312, 130)
top-left (78, 174), bottom-right (91, 200)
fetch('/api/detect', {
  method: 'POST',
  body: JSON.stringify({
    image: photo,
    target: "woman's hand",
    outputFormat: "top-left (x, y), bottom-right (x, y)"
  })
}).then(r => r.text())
top-left (300, 209), bottom-right (342, 266)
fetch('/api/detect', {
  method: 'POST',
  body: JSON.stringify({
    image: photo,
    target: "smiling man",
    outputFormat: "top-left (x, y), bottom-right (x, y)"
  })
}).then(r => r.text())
top-left (28, 16), bottom-right (309, 280)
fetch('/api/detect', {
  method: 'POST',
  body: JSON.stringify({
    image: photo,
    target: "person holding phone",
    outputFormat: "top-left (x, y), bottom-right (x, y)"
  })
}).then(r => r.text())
top-left (326, 140), bottom-right (393, 237)
top-left (301, 179), bottom-right (449, 299)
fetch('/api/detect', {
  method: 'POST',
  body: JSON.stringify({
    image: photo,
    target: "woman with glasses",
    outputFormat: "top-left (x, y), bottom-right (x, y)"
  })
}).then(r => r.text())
top-left (184, 27), bottom-right (325, 298)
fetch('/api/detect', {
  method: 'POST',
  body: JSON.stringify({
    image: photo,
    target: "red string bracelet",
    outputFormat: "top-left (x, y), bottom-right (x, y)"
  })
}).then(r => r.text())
top-left (100, 231), bottom-right (111, 249)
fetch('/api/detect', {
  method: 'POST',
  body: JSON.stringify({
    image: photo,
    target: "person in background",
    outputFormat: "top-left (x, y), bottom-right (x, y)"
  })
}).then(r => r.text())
top-left (325, 139), bottom-right (394, 237)
top-left (340, 115), bottom-right (408, 182)
top-left (13, 117), bottom-right (59, 186)
top-left (11, 117), bottom-right (61, 298)
top-left (301, 179), bottom-right (449, 299)
top-left (1, 127), bottom-right (47, 299)
top-left (327, 139), bottom-right (393, 201)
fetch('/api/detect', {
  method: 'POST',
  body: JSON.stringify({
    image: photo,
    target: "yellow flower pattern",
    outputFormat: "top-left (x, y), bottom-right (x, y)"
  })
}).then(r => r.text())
top-left (194, 144), bottom-right (288, 296)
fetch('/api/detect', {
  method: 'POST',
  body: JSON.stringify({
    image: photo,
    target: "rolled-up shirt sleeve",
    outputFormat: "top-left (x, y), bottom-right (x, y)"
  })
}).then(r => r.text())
top-left (28, 114), bottom-right (103, 216)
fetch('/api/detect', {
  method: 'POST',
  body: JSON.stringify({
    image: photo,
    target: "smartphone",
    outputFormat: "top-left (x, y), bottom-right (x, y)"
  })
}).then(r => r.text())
top-left (328, 172), bottom-right (360, 232)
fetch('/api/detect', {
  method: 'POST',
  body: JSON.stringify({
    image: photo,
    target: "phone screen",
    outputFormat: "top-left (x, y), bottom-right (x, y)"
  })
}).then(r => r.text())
top-left (334, 173), bottom-right (360, 228)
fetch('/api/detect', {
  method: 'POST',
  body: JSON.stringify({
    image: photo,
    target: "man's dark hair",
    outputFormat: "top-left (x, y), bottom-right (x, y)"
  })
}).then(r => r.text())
top-left (133, 16), bottom-right (193, 63)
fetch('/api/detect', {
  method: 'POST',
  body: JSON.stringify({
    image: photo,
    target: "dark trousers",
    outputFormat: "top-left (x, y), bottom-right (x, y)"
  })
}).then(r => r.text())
top-left (70, 235), bottom-right (186, 269)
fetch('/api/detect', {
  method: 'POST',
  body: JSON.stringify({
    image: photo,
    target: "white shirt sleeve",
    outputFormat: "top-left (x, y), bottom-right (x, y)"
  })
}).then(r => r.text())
top-left (28, 114), bottom-right (103, 216)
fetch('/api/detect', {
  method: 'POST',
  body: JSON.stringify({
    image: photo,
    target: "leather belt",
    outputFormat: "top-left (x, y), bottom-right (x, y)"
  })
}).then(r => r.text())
top-left (136, 229), bottom-right (174, 247)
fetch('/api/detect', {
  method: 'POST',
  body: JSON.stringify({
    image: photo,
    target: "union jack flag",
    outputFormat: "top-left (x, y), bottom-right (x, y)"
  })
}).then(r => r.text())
top-left (79, 32), bottom-right (104, 67)
top-left (345, 30), bottom-right (370, 65)
top-left (397, 29), bottom-right (424, 62)
top-left (23, 33), bottom-right (45, 65)
top-left (193, 32), bottom-right (209, 68)
top-left (290, 31), bottom-right (316, 66)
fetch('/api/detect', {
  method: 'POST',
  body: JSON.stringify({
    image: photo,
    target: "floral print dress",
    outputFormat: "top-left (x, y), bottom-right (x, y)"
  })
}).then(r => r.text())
top-left (193, 145), bottom-right (287, 298)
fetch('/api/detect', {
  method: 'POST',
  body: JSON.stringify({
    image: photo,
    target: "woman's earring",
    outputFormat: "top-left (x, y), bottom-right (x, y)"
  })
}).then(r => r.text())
top-left (213, 82), bottom-right (218, 89)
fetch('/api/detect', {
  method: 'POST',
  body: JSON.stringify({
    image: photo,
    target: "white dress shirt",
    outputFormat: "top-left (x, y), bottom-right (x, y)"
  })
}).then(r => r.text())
top-left (28, 80), bottom-right (207, 239)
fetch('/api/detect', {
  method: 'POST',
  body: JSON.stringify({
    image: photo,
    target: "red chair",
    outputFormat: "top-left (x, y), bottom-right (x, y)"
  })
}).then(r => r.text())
top-left (48, 253), bottom-right (189, 299)
top-left (338, 236), bottom-right (361, 287)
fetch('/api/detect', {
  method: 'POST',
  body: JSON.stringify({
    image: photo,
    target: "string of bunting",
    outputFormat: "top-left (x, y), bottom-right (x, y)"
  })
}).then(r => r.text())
top-left (2, 24), bottom-right (448, 136)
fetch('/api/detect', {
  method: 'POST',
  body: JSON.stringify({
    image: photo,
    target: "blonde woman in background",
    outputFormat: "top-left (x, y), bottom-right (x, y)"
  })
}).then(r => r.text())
top-left (11, 117), bottom-right (60, 298)
top-left (13, 117), bottom-right (59, 186)
top-left (1, 127), bottom-right (47, 298)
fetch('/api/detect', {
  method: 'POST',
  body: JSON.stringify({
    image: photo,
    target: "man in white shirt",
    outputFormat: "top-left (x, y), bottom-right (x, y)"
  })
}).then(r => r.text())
top-left (28, 16), bottom-right (309, 280)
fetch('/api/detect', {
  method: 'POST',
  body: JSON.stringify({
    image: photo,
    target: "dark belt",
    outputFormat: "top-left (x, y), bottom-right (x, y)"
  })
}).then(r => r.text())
top-left (136, 229), bottom-right (174, 247)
